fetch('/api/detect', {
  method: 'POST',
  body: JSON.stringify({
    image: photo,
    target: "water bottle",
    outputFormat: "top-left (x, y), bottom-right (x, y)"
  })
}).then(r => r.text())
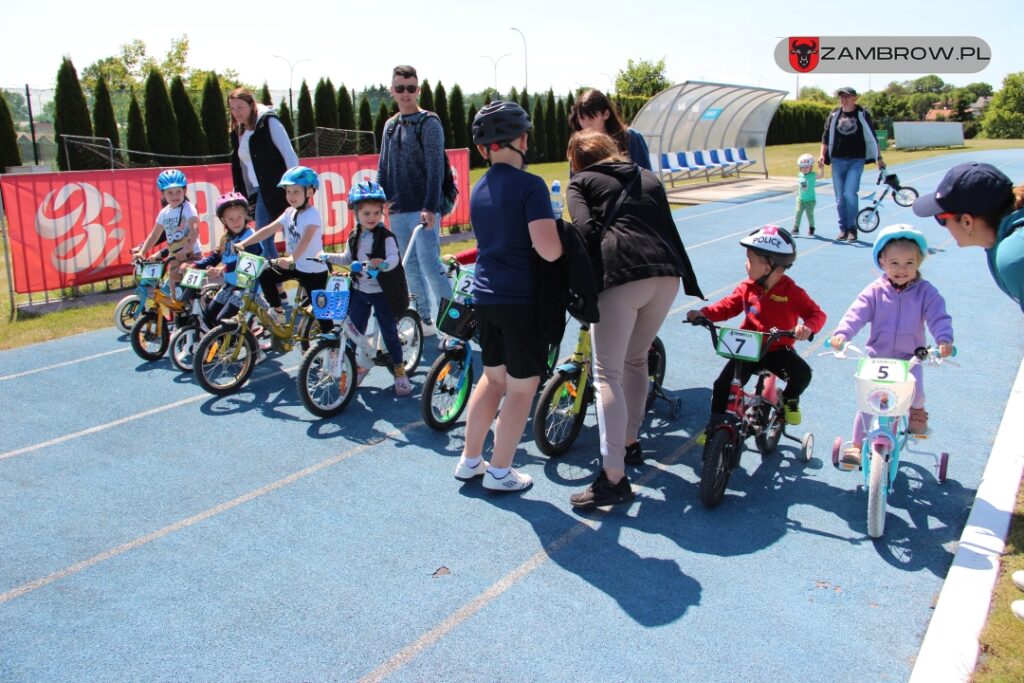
top-left (550, 180), bottom-right (563, 221)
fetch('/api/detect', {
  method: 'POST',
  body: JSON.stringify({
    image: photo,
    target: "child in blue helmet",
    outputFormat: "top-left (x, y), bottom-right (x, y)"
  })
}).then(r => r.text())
top-left (135, 169), bottom-right (201, 289)
top-left (318, 181), bottom-right (413, 396)
top-left (236, 165), bottom-right (332, 331)
top-left (829, 224), bottom-right (954, 467)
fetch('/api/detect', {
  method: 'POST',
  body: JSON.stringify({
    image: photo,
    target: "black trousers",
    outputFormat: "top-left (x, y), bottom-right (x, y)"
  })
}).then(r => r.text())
top-left (258, 267), bottom-right (332, 332)
top-left (710, 347), bottom-right (812, 415)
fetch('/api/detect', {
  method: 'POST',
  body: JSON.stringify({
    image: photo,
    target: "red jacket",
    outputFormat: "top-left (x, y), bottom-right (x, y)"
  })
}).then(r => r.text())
top-left (700, 275), bottom-right (826, 351)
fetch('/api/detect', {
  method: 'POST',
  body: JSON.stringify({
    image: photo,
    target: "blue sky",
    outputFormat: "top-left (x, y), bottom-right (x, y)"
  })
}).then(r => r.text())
top-left (1, 0), bottom-right (1021, 97)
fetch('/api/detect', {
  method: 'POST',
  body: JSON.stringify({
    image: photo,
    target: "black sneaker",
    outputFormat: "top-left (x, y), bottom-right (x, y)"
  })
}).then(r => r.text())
top-left (624, 442), bottom-right (644, 466)
top-left (570, 470), bottom-right (635, 509)
top-left (809, 226), bottom-right (816, 236)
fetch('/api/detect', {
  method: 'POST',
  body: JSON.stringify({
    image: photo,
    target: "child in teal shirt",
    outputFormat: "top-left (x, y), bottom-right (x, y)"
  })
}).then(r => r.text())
top-left (794, 153), bottom-right (816, 235)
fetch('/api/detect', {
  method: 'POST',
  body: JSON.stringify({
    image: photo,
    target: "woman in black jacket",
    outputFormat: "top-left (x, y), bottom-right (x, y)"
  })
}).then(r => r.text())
top-left (565, 129), bottom-right (704, 509)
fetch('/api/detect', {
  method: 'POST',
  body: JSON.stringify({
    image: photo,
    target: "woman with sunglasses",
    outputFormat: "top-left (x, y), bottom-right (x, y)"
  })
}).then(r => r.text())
top-left (912, 162), bottom-right (1024, 312)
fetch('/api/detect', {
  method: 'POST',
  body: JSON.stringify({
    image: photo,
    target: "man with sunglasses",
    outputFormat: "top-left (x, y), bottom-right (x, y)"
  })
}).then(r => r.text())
top-left (377, 64), bottom-right (451, 337)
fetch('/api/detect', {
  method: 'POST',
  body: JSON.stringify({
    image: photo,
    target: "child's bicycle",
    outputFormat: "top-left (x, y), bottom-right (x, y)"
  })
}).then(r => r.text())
top-left (420, 258), bottom-right (479, 430)
top-left (191, 252), bottom-right (320, 396)
top-left (296, 256), bottom-right (425, 417)
top-left (856, 169), bottom-right (920, 234)
top-left (128, 258), bottom-right (211, 362)
top-left (532, 322), bottom-right (677, 457)
top-left (822, 341), bottom-right (956, 538)
top-left (687, 317), bottom-right (814, 508)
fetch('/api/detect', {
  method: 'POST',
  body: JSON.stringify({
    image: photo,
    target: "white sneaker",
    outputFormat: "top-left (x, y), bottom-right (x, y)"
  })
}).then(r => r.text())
top-left (454, 457), bottom-right (489, 481)
top-left (483, 467), bottom-right (533, 492)
top-left (421, 320), bottom-right (437, 337)
top-left (1013, 570), bottom-right (1024, 592)
top-left (1013, 600), bottom-right (1024, 621)
top-left (437, 334), bottom-right (448, 351)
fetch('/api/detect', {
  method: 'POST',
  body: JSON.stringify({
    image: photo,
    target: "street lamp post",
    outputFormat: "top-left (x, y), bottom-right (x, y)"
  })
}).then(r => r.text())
top-left (481, 54), bottom-right (511, 93)
top-left (272, 54), bottom-right (310, 112)
top-left (510, 27), bottom-right (527, 94)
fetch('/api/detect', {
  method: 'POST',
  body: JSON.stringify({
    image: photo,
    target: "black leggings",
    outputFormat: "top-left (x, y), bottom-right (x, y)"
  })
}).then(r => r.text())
top-left (710, 347), bottom-right (812, 415)
top-left (258, 267), bottom-right (332, 332)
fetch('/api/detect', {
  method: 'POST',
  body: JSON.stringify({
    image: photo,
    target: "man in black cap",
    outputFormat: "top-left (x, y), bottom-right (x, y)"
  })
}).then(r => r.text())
top-left (914, 161), bottom-right (1024, 311)
top-left (818, 86), bottom-right (885, 242)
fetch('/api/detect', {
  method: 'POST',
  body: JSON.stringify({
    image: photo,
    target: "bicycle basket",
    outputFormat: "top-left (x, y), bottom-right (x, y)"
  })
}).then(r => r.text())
top-left (235, 253), bottom-right (267, 290)
top-left (310, 289), bottom-right (350, 321)
top-left (136, 261), bottom-right (165, 286)
top-left (437, 297), bottom-right (478, 340)
top-left (854, 357), bottom-right (915, 416)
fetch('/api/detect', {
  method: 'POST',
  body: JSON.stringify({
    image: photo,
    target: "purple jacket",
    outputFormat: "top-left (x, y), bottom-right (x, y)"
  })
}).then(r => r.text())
top-left (834, 276), bottom-right (954, 359)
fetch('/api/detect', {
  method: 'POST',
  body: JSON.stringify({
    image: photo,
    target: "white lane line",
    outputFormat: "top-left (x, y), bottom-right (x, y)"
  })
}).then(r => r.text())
top-left (0, 420), bottom-right (423, 606)
top-left (0, 363), bottom-right (301, 462)
top-left (909, 358), bottom-right (1024, 683)
top-left (0, 348), bottom-right (130, 382)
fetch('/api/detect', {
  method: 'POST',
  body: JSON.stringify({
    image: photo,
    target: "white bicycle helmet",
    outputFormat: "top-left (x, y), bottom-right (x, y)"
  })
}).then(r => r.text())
top-left (740, 225), bottom-right (797, 270)
top-left (797, 153), bottom-right (814, 169)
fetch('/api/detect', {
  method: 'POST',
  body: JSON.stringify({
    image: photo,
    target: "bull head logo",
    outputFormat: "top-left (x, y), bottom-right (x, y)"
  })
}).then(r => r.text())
top-left (789, 37), bottom-right (820, 73)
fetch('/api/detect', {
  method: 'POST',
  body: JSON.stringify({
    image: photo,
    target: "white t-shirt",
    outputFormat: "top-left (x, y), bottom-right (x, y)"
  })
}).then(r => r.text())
top-left (156, 201), bottom-right (200, 256)
top-left (282, 206), bottom-right (327, 273)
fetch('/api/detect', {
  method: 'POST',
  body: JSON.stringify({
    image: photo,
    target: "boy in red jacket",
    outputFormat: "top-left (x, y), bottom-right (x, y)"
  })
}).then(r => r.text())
top-left (687, 226), bottom-right (826, 439)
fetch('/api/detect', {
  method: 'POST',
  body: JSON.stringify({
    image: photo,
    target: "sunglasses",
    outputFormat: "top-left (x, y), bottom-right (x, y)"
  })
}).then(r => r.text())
top-left (934, 212), bottom-right (959, 226)
top-left (392, 84), bottom-right (418, 94)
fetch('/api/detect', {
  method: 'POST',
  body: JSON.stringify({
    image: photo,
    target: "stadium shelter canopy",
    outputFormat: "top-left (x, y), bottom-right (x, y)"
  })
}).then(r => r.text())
top-left (631, 81), bottom-right (788, 179)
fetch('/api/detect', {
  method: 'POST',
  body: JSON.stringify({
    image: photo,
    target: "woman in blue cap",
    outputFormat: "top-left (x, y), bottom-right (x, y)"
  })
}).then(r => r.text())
top-left (912, 162), bottom-right (1024, 312)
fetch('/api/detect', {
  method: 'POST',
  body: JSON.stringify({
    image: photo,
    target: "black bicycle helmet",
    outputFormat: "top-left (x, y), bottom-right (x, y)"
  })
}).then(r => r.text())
top-left (471, 100), bottom-right (533, 147)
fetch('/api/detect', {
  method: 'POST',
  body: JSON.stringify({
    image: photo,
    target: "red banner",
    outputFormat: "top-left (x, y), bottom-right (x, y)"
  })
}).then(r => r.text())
top-left (0, 150), bottom-right (470, 295)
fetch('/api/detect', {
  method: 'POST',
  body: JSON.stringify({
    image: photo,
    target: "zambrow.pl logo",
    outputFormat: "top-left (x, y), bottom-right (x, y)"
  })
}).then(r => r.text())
top-left (775, 36), bottom-right (991, 74)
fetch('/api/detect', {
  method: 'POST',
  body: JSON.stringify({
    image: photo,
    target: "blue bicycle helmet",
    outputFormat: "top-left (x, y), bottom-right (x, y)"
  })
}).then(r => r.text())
top-left (157, 169), bottom-right (187, 191)
top-left (278, 166), bottom-right (320, 190)
top-left (348, 181), bottom-right (387, 208)
top-left (871, 224), bottom-right (928, 266)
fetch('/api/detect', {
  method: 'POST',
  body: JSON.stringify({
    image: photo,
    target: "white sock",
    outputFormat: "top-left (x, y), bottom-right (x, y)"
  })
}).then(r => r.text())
top-left (487, 466), bottom-right (509, 478)
top-left (460, 455), bottom-right (482, 468)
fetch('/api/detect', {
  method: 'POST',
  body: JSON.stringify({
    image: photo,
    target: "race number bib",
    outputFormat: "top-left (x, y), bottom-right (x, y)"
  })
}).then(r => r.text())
top-left (235, 253), bottom-right (266, 289)
top-left (137, 262), bottom-right (164, 283)
top-left (856, 357), bottom-right (910, 384)
top-left (325, 276), bottom-right (349, 293)
top-left (455, 269), bottom-right (474, 299)
top-left (180, 268), bottom-right (206, 289)
top-left (715, 328), bottom-right (763, 362)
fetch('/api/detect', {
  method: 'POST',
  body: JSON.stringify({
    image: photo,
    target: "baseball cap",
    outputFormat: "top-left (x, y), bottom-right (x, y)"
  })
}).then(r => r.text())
top-left (912, 162), bottom-right (1013, 217)
top-left (836, 86), bottom-right (857, 96)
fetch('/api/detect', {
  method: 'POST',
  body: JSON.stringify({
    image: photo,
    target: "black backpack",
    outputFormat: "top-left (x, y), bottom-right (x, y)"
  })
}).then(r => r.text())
top-left (535, 218), bottom-right (602, 346)
top-left (385, 112), bottom-right (458, 216)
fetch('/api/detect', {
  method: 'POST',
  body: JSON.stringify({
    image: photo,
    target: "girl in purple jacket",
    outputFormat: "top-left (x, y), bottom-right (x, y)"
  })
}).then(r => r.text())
top-left (829, 225), bottom-right (954, 467)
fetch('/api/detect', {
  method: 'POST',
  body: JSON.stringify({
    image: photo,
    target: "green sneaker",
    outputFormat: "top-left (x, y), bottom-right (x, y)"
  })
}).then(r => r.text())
top-left (695, 431), bottom-right (708, 446)
top-left (783, 399), bottom-right (802, 425)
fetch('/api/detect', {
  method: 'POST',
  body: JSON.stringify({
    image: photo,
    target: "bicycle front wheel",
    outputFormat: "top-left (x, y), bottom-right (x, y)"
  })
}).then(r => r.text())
top-left (893, 186), bottom-right (919, 207)
top-left (169, 322), bottom-right (200, 372)
top-left (390, 309), bottom-right (424, 375)
top-left (856, 208), bottom-right (880, 234)
top-left (193, 324), bottom-right (258, 396)
top-left (297, 340), bottom-right (357, 418)
top-left (114, 294), bottom-right (141, 334)
top-left (421, 349), bottom-right (474, 430)
top-left (130, 311), bottom-right (170, 361)
top-left (866, 447), bottom-right (889, 538)
top-left (700, 429), bottom-right (735, 507)
top-left (533, 371), bottom-right (587, 456)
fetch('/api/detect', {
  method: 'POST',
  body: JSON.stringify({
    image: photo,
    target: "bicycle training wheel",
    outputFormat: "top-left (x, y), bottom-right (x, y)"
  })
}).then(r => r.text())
top-left (700, 430), bottom-right (735, 507)
top-left (893, 186), bottom-right (919, 207)
top-left (193, 323), bottom-right (258, 396)
top-left (114, 294), bottom-right (141, 334)
top-left (533, 371), bottom-right (587, 456)
top-left (297, 340), bottom-right (357, 418)
top-left (856, 207), bottom-right (881, 234)
top-left (646, 336), bottom-right (667, 409)
top-left (130, 311), bottom-right (170, 361)
top-left (421, 348), bottom-right (475, 430)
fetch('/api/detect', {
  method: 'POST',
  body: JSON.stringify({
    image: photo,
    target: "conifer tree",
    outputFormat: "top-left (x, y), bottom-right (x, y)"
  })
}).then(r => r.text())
top-left (337, 85), bottom-right (356, 130)
top-left (357, 94), bottom-right (373, 132)
top-left (126, 91), bottom-right (150, 165)
top-left (54, 57), bottom-right (94, 170)
top-left (278, 99), bottom-right (294, 139)
top-left (544, 89), bottom-right (558, 162)
top-left (531, 98), bottom-right (546, 163)
top-left (170, 76), bottom-right (208, 159)
top-left (467, 103), bottom-right (485, 168)
top-left (435, 82), bottom-right (453, 147)
top-left (507, 86), bottom-right (519, 103)
top-left (200, 73), bottom-right (229, 155)
top-left (0, 94), bottom-right (21, 169)
top-left (296, 80), bottom-right (315, 140)
top-left (92, 75), bottom-right (120, 156)
top-left (556, 98), bottom-right (568, 163)
top-left (448, 84), bottom-right (468, 149)
top-left (419, 80), bottom-right (434, 113)
top-left (374, 102), bottom-right (389, 154)
top-left (260, 82), bottom-right (272, 105)
top-left (314, 78), bottom-right (339, 128)
top-left (143, 69), bottom-right (180, 165)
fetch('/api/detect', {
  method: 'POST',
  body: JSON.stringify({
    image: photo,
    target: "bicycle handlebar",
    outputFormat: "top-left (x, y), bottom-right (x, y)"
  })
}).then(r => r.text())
top-left (686, 316), bottom-right (813, 346)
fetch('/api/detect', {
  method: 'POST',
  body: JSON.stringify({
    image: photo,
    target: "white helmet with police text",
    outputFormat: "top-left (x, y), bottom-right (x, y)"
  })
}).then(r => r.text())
top-left (740, 224), bottom-right (797, 269)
